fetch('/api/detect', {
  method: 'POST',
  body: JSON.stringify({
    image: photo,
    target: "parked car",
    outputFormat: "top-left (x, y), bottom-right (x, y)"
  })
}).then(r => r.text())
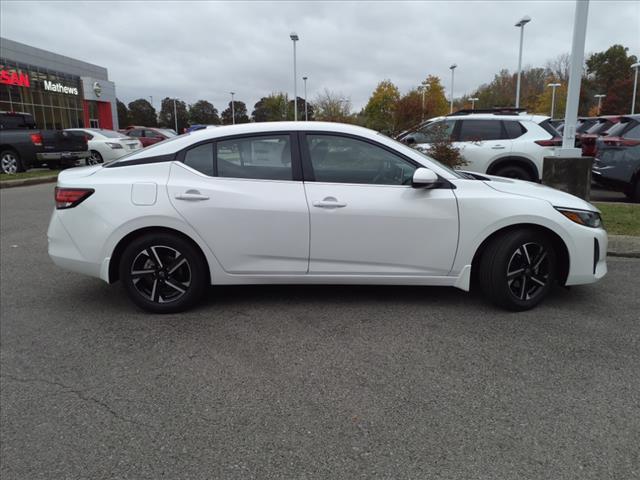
top-left (48, 121), bottom-right (607, 313)
top-left (596, 114), bottom-right (640, 149)
top-left (579, 115), bottom-right (624, 157)
top-left (401, 109), bottom-right (561, 181)
top-left (0, 111), bottom-right (89, 173)
top-left (125, 127), bottom-right (176, 147)
top-left (65, 128), bottom-right (143, 164)
top-left (186, 124), bottom-right (219, 133)
top-left (592, 143), bottom-right (640, 202)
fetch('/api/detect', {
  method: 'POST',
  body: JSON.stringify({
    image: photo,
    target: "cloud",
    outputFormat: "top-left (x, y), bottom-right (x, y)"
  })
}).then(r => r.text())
top-left (1, 0), bottom-right (638, 112)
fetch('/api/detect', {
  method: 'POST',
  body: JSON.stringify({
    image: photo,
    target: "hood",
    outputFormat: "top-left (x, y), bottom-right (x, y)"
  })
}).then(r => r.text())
top-left (482, 175), bottom-right (599, 212)
top-left (57, 165), bottom-right (102, 181)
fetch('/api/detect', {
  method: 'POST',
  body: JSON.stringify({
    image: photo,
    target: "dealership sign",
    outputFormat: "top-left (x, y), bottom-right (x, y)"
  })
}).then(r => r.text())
top-left (0, 69), bottom-right (30, 87)
top-left (44, 80), bottom-right (79, 95)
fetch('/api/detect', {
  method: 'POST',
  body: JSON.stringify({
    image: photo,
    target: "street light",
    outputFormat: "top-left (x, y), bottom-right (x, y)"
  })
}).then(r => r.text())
top-left (449, 64), bottom-right (457, 113)
top-left (302, 76), bottom-right (309, 121)
top-left (420, 81), bottom-right (430, 120)
top-left (631, 62), bottom-right (640, 114)
top-left (469, 97), bottom-right (479, 110)
top-left (290, 32), bottom-right (299, 121)
top-left (594, 94), bottom-right (606, 115)
top-left (547, 83), bottom-right (561, 118)
top-left (230, 91), bottom-right (235, 125)
top-left (514, 15), bottom-right (531, 109)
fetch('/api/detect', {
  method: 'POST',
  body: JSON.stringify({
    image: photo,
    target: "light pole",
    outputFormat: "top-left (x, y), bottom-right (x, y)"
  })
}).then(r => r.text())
top-left (290, 32), bottom-right (299, 121)
top-left (302, 76), bottom-right (308, 121)
top-left (469, 97), bottom-right (479, 110)
top-left (230, 92), bottom-right (235, 124)
top-left (594, 94), bottom-right (606, 115)
top-left (547, 83), bottom-right (561, 118)
top-left (515, 15), bottom-right (531, 109)
top-left (449, 64), bottom-right (457, 113)
top-left (631, 62), bottom-right (640, 114)
top-left (420, 81), bottom-right (430, 120)
top-left (172, 98), bottom-right (178, 133)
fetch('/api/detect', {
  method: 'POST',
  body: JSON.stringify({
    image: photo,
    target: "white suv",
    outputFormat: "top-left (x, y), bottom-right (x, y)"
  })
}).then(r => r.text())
top-left (403, 110), bottom-right (560, 182)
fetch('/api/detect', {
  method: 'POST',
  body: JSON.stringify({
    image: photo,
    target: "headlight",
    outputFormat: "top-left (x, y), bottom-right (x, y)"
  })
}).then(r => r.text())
top-left (555, 207), bottom-right (603, 228)
top-left (106, 142), bottom-right (123, 149)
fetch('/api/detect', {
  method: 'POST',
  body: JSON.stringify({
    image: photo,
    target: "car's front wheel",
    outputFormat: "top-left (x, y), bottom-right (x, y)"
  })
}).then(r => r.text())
top-left (0, 149), bottom-right (25, 174)
top-left (119, 233), bottom-right (207, 313)
top-left (479, 229), bottom-right (557, 311)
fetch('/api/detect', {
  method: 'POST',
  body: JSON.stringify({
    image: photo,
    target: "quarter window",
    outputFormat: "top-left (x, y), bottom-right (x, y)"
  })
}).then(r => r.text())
top-left (458, 120), bottom-right (503, 141)
top-left (307, 134), bottom-right (416, 185)
top-left (127, 129), bottom-right (142, 137)
top-left (216, 135), bottom-right (292, 180)
top-left (184, 143), bottom-right (214, 176)
top-left (503, 121), bottom-right (527, 139)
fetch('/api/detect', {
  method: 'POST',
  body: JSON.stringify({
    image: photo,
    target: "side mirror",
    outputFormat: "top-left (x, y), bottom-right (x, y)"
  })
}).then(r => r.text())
top-left (405, 135), bottom-right (416, 145)
top-left (412, 167), bottom-right (440, 188)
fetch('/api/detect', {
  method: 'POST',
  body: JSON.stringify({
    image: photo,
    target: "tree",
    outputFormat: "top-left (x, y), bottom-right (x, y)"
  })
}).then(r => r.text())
top-left (189, 100), bottom-right (220, 125)
top-left (116, 98), bottom-right (130, 128)
top-left (363, 80), bottom-right (400, 134)
top-left (586, 44), bottom-right (638, 94)
top-left (600, 77), bottom-right (636, 115)
top-left (314, 89), bottom-right (352, 122)
top-left (127, 99), bottom-right (157, 127)
top-left (221, 101), bottom-right (249, 124)
top-left (534, 79), bottom-right (568, 118)
top-left (158, 97), bottom-right (189, 133)
top-left (394, 89), bottom-right (422, 134)
top-left (252, 93), bottom-right (288, 122)
top-left (287, 96), bottom-right (314, 121)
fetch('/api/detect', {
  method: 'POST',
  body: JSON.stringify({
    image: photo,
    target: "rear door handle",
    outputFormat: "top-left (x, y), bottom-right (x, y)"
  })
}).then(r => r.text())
top-left (491, 145), bottom-right (506, 150)
top-left (313, 197), bottom-right (347, 209)
top-left (175, 190), bottom-right (209, 201)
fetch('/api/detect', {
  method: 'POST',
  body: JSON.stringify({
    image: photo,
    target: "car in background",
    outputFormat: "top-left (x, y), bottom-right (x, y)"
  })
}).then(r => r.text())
top-left (401, 109), bottom-right (561, 182)
top-left (592, 143), bottom-right (640, 202)
top-left (0, 111), bottom-right (88, 173)
top-left (186, 124), bottom-right (219, 133)
top-left (125, 127), bottom-right (176, 147)
top-left (580, 115), bottom-right (624, 157)
top-left (48, 121), bottom-right (607, 314)
top-left (596, 114), bottom-right (640, 149)
top-left (65, 128), bottom-right (143, 164)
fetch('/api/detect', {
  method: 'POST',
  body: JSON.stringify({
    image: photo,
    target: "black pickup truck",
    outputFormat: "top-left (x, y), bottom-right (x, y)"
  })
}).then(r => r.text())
top-left (0, 111), bottom-right (89, 174)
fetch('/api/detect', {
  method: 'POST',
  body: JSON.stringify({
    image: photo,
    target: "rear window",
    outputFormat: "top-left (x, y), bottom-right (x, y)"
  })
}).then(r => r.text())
top-left (537, 119), bottom-right (559, 137)
top-left (503, 121), bottom-right (527, 139)
top-left (585, 120), bottom-right (614, 135)
top-left (577, 119), bottom-right (597, 133)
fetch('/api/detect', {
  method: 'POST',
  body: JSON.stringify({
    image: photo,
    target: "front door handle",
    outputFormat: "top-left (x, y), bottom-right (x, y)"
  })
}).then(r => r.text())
top-left (175, 190), bottom-right (209, 201)
top-left (313, 196), bottom-right (347, 209)
top-left (491, 145), bottom-right (506, 150)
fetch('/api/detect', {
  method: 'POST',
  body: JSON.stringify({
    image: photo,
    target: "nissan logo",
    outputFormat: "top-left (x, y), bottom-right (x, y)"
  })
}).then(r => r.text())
top-left (93, 81), bottom-right (102, 97)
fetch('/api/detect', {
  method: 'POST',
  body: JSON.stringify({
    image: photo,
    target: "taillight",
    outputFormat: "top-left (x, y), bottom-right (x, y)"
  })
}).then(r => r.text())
top-left (535, 138), bottom-right (562, 147)
top-left (55, 187), bottom-right (94, 209)
top-left (30, 133), bottom-right (42, 146)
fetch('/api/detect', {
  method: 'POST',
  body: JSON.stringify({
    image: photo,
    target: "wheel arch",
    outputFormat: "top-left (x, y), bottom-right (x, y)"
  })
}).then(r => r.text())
top-left (486, 156), bottom-right (540, 181)
top-left (108, 226), bottom-right (212, 284)
top-left (470, 223), bottom-right (570, 287)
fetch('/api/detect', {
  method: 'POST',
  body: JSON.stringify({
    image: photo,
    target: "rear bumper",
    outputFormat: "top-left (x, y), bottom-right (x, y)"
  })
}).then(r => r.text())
top-left (37, 151), bottom-right (90, 161)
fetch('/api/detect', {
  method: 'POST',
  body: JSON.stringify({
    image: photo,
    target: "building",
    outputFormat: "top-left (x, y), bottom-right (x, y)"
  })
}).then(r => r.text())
top-left (0, 37), bottom-right (118, 130)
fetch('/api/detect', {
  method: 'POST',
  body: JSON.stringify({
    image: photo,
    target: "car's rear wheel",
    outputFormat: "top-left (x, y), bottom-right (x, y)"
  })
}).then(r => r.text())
top-left (87, 150), bottom-right (103, 165)
top-left (630, 179), bottom-right (640, 203)
top-left (0, 149), bottom-right (25, 174)
top-left (493, 164), bottom-right (535, 181)
top-left (479, 229), bottom-right (557, 311)
top-left (119, 233), bottom-right (207, 313)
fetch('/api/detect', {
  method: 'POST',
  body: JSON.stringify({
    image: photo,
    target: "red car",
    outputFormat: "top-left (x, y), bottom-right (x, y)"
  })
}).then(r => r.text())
top-left (580, 116), bottom-right (624, 157)
top-left (124, 127), bottom-right (176, 147)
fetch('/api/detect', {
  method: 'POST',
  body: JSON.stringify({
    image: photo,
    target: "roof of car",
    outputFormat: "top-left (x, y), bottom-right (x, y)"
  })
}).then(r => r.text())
top-left (429, 113), bottom-right (550, 123)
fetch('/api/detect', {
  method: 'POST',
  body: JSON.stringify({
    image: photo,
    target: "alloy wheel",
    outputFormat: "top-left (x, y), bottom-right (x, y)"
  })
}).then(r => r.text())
top-left (1, 153), bottom-right (18, 174)
top-left (87, 151), bottom-right (102, 165)
top-left (506, 242), bottom-right (550, 301)
top-left (130, 245), bottom-right (191, 304)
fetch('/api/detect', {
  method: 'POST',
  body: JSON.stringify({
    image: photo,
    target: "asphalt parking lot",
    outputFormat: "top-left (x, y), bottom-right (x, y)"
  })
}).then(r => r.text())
top-left (1, 183), bottom-right (639, 479)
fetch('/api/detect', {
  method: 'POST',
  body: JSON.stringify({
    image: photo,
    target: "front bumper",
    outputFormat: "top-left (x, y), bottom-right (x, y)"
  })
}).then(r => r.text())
top-left (565, 226), bottom-right (608, 286)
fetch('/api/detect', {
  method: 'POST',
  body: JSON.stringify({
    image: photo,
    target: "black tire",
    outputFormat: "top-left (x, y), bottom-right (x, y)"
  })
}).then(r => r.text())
top-left (0, 149), bottom-right (25, 174)
top-left (493, 164), bottom-right (535, 181)
top-left (119, 233), bottom-right (207, 313)
top-left (479, 229), bottom-right (557, 311)
top-left (87, 150), bottom-right (103, 165)
top-left (630, 180), bottom-right (640, 203)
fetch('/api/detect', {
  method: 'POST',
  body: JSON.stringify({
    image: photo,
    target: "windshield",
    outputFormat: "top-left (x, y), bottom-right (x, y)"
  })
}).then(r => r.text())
top-left (378, 132), bottom-right (464, 179)
top-left (604, 121), bottom-right (630, 137)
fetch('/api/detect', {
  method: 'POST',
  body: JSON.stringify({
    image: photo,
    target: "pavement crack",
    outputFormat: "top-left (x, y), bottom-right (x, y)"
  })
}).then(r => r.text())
top-left (1, 373), bottom-right (156, 430)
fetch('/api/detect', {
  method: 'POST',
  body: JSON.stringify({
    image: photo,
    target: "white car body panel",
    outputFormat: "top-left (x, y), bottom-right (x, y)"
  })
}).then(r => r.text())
top-left (47, 121), bottom-right (606, 301)
top-left (66, 128), bottom-right (142, 163)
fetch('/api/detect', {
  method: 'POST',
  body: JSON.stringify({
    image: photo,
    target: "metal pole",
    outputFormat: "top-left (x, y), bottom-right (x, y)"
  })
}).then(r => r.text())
top-left (450, 67), bottom-right (456, 114)
top-left (421, 88), bottom-right (426, 120)
top-left (303, 76), bottom-right (308, 121)
top-left (292, 39), bottom-right (298, 121)
top-left (631, 63), bottom-right (639, 114)
top-left (597, 96), bottom-right (603, 115)
top-left (516, 25), bottom-right (525, 108)
top-left (173, 98), bottom-right (177, 133)
top-left (550, 86), bottom-right (556, 118)
top-left (560, 0), bottom-right (589, 153)
top-left (230, 92), bottom-right (235, 125)
top-left (471, 98), bottom-right (475, 109)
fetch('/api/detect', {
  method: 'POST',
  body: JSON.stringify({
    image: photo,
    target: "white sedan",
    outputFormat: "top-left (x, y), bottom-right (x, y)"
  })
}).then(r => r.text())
top-left (65, 128), bottom-right (142, 164)
top-left (48, 122), bottom-right (607, 313)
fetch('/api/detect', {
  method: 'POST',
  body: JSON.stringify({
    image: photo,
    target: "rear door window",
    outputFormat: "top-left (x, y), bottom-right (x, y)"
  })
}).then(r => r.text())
top-left (458, 120), bottom-right (503, 141)
top-left (216, 134), bottom-right (292, 181)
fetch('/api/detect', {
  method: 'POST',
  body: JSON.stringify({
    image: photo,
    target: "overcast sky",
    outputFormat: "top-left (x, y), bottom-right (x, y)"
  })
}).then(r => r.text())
top-left (1, 0), bottom-right (638, 113)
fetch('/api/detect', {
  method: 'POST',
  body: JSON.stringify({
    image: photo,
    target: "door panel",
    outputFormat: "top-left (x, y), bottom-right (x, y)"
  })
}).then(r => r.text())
top-left (456, 119), bottom-right (513, 173)
top-left (168, 163), bottom-right (309, 274)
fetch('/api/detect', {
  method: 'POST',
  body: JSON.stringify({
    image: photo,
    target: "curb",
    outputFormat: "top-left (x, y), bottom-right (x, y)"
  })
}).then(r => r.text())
top-left (607, 235), bottom-right (640, 258)
top-left (0, 175), bottom-right (58, 189)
